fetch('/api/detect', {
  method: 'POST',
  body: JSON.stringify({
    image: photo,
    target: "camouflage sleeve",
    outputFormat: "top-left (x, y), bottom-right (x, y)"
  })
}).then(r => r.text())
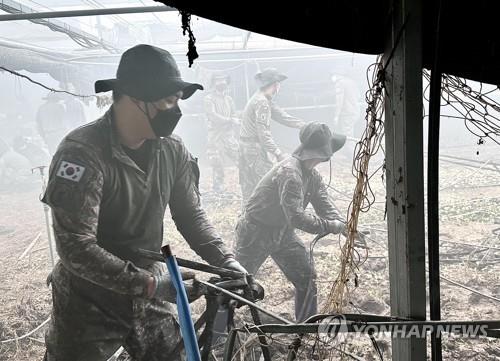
top-left (270, 101), bottom-right (305, 129)
top-left (278, 168), bottom-right (330, 234)
top-left (42, 143), bottom-right (151, 296)
top-left (169, 145), bottom-right (233, 266)
top-left (203, 95), bottom-right (232, 125)
top-left (310, 171), bottom-right (345, 221)
top-left (255, 100), bottom-right (280, 155)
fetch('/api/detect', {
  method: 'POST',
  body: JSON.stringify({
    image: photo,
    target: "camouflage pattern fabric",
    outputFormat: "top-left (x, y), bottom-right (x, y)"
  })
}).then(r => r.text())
top-left (238, 139), bottom-right (274, 202)
top-left (238, 91), bottom-right (305, 202)
top-left (44, 262), bottom-right (183, 361)
top-left (234, 217), bottom-right (317, 322)
top-left (235, 156), bottom-right (345, 321)
top-left (203, 91), bottom-right (239, 192)
top-left (42, 107), bottom-right (234, 359)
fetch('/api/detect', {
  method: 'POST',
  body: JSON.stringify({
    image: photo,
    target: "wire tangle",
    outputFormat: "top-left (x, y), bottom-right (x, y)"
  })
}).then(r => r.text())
top-left (0, 65), bottom-right (113, 109)
top-left (324, 55), bottom-right (386, 314)
top-left (423, 70), bottom-right (500, 146)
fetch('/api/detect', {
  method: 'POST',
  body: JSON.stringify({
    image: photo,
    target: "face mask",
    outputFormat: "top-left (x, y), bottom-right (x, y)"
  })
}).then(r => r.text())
top-left (147, 105), bottom-right (182, 138)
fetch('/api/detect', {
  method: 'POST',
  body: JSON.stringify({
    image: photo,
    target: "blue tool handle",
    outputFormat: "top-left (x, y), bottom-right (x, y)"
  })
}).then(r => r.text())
top-left (162, 245), bottom-right (201, 361)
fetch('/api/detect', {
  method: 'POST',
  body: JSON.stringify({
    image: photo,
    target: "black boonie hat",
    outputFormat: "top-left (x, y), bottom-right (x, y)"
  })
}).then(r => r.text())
top-left (255, 68), bottom-right (287, 88)
top-left (95, 44), bottom-right (203, 102)
top-left (293, 122), bottom-right (346, 161)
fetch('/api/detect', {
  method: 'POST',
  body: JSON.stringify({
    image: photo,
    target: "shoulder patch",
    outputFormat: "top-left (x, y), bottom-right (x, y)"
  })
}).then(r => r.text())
top-left (56, 161), bottom-right (86, 182)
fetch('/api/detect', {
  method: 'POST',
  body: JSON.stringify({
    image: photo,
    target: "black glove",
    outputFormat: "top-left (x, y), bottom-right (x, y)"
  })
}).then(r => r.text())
top-left (221, 258), bottom-right (248, 274)
top-left (152, 270), bottom-right (205, 303)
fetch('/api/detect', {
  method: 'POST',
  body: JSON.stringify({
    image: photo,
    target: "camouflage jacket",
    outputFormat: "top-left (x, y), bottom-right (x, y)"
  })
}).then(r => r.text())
top-left (244, 156), bottom-right (344, 234)
top-left (239, 91), bottom-right (304, 156)
top-left (42, 108), bottom-right (233, 297)
top-left (203, 91), bottom-right (236, 134)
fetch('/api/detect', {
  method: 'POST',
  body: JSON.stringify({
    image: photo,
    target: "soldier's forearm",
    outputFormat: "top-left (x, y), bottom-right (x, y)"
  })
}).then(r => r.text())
top-left (54, 225), bottom-right (151, 296)
top-left (288, 213), bottom-right (329, 235)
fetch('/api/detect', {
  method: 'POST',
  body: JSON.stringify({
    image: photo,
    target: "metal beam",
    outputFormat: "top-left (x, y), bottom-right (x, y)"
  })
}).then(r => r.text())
top-left (0, 5), bottom-right (176, 21)
top-left (383, 0), bottom-right (426, 360)
top-left (0, 0), bottom-right (117, 51)
top-left (428, 1), bottom-right (444, 360)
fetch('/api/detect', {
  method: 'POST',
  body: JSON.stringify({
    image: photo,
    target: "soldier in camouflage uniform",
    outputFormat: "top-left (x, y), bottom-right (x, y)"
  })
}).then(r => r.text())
top-left (331, 73), bottom-right (362, 161)
top-left (42, 44), bottom-right (246, 361)
top-left (203, 74), bottom-right (239, 193)
top-left (235, 122), bottom-right (362, 321)
top-left (239, 68), bottom-right (306, 203)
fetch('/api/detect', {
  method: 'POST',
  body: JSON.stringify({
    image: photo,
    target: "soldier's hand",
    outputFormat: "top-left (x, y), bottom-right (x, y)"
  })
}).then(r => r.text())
top-left (148, 270), bottom-right (204, 303)
top-left (325, 219), bottom-right (346, 235)
top-left (184, 279), bottom-right (207, 303)
top-left (275, 150), bottom-right (287, 162)
top-left (353, 230), bottom-right (370, 249)
top-left (221, 258), bottom-right (248, 274)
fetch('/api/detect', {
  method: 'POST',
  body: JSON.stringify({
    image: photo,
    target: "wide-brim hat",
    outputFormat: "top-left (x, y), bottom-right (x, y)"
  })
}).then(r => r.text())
top-left (95, 44), bottom-right (203, 102)
top-left (255, 68), bottom-right (287, 88)
top-left (293, 122), bottom-right (346, 161)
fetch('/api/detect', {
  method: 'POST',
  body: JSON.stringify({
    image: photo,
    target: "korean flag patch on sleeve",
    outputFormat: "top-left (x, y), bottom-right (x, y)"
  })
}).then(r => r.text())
top-left (57, 161), bottom-right (86, 182)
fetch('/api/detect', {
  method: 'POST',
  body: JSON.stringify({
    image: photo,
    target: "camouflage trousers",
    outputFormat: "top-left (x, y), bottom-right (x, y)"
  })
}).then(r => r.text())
top-left (234, 215), bottom-right (317, 321)
top-left (44, 262), bottom-right (183, 361)
top-left (207, 131), bottom-right (238, 192)
top-left (238, 141), bottom-right (273, 203)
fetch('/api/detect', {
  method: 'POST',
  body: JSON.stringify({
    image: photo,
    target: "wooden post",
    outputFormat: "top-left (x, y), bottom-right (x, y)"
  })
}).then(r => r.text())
top-left (383, 0), bottom-right (427, 360)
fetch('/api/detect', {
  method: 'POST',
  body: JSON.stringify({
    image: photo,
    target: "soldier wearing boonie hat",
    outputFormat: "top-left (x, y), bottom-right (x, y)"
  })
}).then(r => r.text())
top-left (234, 122), bottom-right (367, 322)
top-left (238, 68), bottom-right (307, 203)
top-left (42, 44), bottom-right (246, 361)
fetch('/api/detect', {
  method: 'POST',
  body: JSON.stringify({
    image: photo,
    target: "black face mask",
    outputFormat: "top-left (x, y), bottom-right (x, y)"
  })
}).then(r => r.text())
top-left (146, 105), bottom-right (182, 138)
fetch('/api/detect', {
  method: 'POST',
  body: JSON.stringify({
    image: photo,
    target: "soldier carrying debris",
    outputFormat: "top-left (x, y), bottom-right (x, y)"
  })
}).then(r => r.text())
top-left (239, 68), bottom-right (306, 202)
top-left (41, 44), bottom-right (246, 361)
top-left (203, 73), bottom-right (239, 193)
top-left (235, 122), bottom-right (365, 321)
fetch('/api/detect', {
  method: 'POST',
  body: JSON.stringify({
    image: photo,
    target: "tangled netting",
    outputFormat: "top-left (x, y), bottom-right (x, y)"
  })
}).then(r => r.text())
top-left (423, 69), bottom-right (500, 146)
top-left (324, 55), bottom-right (386, 313)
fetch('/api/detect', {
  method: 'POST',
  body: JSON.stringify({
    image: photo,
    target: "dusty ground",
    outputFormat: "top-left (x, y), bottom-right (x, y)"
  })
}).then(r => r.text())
top-left (0, 145), bottom-right (499, 360)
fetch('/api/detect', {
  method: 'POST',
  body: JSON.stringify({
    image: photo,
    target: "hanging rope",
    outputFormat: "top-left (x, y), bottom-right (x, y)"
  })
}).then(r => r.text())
top-left (324, 56), bottom-right (386, 313)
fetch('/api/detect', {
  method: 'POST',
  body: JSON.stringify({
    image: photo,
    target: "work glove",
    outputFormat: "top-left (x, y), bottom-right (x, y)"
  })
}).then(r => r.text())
top-left (221, 258), bottom-right (248, 274)
top-left (325, 219), bottom-right (346, 235)
top-left (150, 270), bottom-right (205, 303)
top-left (326, 220), bottom-right (370, 249)
top-left (353, 230), bottom-right (370, 249)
